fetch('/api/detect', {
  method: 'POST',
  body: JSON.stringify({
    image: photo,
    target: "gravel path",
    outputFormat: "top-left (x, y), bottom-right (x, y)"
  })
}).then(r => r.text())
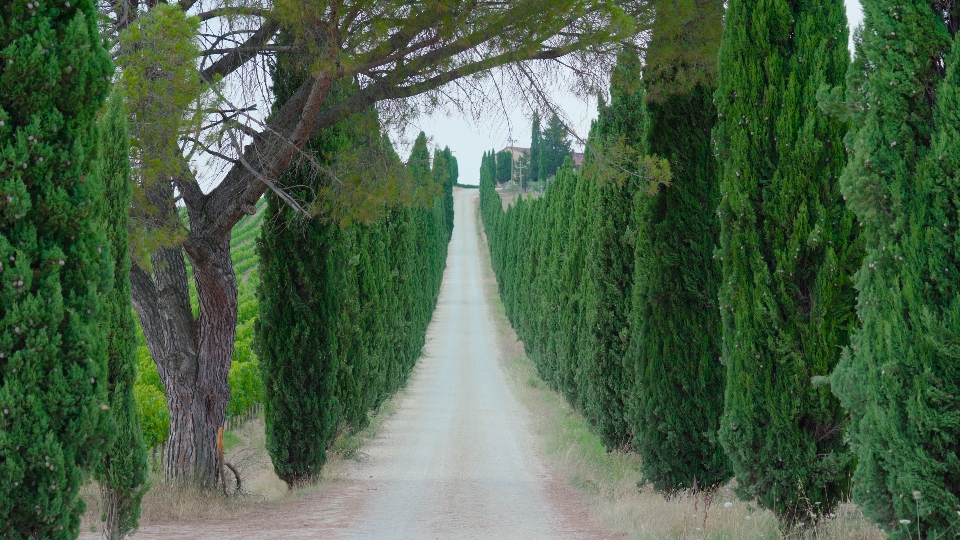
top-left (103, 188), bottom-right (616, 539)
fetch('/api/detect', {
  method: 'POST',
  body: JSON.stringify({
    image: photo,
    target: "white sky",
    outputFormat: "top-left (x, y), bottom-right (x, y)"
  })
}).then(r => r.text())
top-left (406, 0), bottom-right (865, 186)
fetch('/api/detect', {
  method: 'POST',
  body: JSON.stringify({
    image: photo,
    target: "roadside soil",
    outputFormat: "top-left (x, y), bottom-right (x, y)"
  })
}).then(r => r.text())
top-left (90, 188), bottom-right (619, 540)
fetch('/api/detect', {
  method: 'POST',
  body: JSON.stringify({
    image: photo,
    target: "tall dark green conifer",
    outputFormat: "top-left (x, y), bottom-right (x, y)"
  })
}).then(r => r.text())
top-left (257, 55), bottom-right (452, 486)
top-left (95, 89), bottom-right (149, 540)
top-left (831, 3), bottom-right (960, 537)
top-left (409, 133), bottom-right (431, 188)
top-left (539, 115), bottom-right (572, 181)
top-left (714, 0), bottom-right (859, 523)
top-left (256, 51), bottom-right (350, 487)
top-left (626, 0), bottom-right (730, 493)
top-left (496, 149), bottom-right (512, 185)
top-left (576, 49), bottom-right (648, 449)
top-left (0, 0), bottom-right (114, 536)
top-left (529, 112), bottom-right (542, 184)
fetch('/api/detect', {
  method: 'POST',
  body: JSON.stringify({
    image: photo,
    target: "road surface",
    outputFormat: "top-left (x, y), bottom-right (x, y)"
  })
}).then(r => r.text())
top-left (105, 188), bottom-right (614, 539)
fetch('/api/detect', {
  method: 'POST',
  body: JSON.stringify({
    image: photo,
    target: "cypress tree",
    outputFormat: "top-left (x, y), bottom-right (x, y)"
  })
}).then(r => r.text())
top-left (409, 133), bottom-right (432, 193)
top-left (435, 147), bottom-right (454, 235)
top-left (713, 0), bottom-right (859, 523)
top-left (539, 115), bottom-right (572, 181)
top-left (626, 0), bottom-right (730, 492)
top-left (536, 169), bottom-right (578, 386)
top-left (496, 149), bottom-right (512, 185)
top-left (257, 70), bottom-right (452, 487)
top-left (576, 50), bottom-right (648, 449)
top-left (444, 147), bottom-right (458, 187)
top-left (257, 204), bottom-right (344, 488)
top-left (555, 166), bottom-right (593, 405)
top-left (0, 0), bottom-right (114, 535)
top-left (255, 51), bottom-right (349, 487)
top-left (95, 89), bottom-right (149, 540)
top-left (530, 112), bottom-right (542, 184)
top-left (831, 3), bottom-right (960, 537)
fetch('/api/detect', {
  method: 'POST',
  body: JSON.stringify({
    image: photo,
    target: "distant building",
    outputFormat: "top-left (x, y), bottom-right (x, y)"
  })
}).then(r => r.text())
top-left (500, 146), bottom-right (529, 161)
top-left (498, 146), bottom-right (584, 170)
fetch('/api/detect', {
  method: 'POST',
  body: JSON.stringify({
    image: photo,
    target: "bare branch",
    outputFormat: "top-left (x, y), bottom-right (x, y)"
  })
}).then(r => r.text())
top-left (196, 6), bottom-right (270, 22)
top-left (200, 19), bottom-right (280, 83)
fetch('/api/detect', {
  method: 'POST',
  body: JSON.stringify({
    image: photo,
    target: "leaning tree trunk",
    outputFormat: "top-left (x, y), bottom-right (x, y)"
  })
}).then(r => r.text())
top-left (124, 72), bottom-right (334, 488)
top-left (129, 177), bottom-right (238, 487)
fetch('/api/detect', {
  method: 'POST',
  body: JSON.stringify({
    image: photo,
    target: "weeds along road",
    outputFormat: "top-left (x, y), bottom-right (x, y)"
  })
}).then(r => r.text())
top-left (110, 188), bottom-right (614, 539)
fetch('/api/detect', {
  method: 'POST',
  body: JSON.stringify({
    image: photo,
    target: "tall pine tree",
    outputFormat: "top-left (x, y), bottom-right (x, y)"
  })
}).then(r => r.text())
top-left (0, 0), bottom-right (114, 535)
top-left (831, 3), bottom-right (960, 537)
top-left (95, 88), bottom-right (149, 540)
top-left (627, 0), bottom-right (730, 493)
top-left (714, 0), bottom-right (860, 523)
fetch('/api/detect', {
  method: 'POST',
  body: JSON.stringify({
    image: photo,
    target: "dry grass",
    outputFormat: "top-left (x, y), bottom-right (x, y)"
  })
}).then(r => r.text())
top-left (79, 399), bottom-right (399, 536)
top-left (472, 195), bottom-right (886, 540)
top-left (79, 417), bottom-right (285, 535)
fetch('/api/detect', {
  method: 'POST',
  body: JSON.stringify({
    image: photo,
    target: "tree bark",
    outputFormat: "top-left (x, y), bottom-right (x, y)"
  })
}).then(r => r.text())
top-left (99, 483), bottom-right (122, 540)
top-left (130, 177), bottom-right (235, 487)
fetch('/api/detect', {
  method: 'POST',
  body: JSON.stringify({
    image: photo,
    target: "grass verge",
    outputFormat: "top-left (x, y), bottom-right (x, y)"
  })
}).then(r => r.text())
top-left (472, 195), bottom-right (885, 540)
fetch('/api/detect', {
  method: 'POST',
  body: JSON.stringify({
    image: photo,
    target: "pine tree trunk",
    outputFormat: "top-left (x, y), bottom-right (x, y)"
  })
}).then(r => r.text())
top-left (129, 178), bottom-right (237, 487)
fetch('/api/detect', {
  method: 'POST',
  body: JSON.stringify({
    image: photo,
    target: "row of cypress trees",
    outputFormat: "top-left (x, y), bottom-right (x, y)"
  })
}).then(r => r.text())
top-left (482, 1), bottom-right (960, 537)
top-left (255, 53), bottom-right (455, 488)
top-left (256, 132), bottom-right (454, 489)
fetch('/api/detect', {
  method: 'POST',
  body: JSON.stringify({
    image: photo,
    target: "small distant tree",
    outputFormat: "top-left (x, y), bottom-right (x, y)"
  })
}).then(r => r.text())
top-left (444, 147), bottom-right (459, 187)
top-left (496, 150), bottom-right (513, 185)
top-left (433, 148), bottom-right (454, 235)
top-left (539, 115), bottom-right (572, 181)
top-left (529, 112), bottom-right (542, 186)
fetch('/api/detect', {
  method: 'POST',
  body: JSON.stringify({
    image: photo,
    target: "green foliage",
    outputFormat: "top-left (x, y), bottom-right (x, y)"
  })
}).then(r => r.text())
top-left (713, 0), bottom-right (859, 524)
top-left (226, 359), bottom-right (262, 419)
top-left (529, 112), bottom-right (542, 187)
top-left (496, 149), bottom-right (512, 185)
top-left (116, 3), bottom-right (203, 266)
top-left (642, 0), bottom-right (724, 101)
top-left (538, 114), bottom-right (572, 181)
top-left (256, 51), bottom-right (453, 487)
top-left (434, 147), bottom-right (456, 237)
top-left (0, 0), bottom-right (114, 536)
top-left (624, 18), bottom-right (731, 490)
top-left (481, 51), bottom-right (673, 454)
top-left (481, 153), bottom-right (596, 431)
top-left (95, 87), bottom-right (149, 540)
top-left (831, 3), bottom-right (960, 538)
top-left (133, 350), bottom-right (169, 451)
top-left (574, 50), bottom-right (649, 449)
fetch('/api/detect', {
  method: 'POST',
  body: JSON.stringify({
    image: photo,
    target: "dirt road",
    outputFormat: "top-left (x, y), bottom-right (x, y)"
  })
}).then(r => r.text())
top-left (109, 188), bottom-right (613, 539)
